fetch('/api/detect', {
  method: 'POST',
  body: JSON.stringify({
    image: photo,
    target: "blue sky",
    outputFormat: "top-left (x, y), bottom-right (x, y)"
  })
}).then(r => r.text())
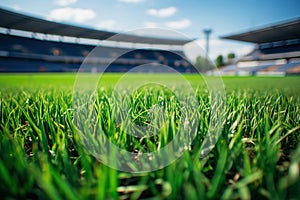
top-left (0, 0), bottom-right (299, 60)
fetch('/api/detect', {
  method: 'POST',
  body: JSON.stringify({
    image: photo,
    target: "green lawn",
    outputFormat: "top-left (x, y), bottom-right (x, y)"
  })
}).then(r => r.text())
top-left (0, 73), bottom-right (299, 199)
top-left (1, 73), bottom-right (299, 92)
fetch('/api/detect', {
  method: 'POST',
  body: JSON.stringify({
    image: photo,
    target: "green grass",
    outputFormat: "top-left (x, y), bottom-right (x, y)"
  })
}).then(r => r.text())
top-left (0, 73), bottom-right (300, 199)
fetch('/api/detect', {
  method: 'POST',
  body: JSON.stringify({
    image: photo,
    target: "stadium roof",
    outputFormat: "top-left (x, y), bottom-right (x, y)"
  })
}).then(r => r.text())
top-left (221, 18), bottom-right (300, 44)
top-left (0, 7), bottom-right (192, 45)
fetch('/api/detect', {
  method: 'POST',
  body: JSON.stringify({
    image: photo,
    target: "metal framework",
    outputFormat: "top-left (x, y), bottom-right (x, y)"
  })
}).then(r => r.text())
top-left (221, 18), bottom-right (300, 44)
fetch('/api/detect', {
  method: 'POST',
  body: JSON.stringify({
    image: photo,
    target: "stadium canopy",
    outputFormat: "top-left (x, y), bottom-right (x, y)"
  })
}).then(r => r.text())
top-left (0, 7), bottom-right (192, 45)
top-left (221, 18), bottom-right (300, 44)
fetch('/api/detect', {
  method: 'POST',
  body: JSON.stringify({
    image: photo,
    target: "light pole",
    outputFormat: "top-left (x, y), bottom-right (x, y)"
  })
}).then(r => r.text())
top-left (203, 29), bottom-right (212, 68)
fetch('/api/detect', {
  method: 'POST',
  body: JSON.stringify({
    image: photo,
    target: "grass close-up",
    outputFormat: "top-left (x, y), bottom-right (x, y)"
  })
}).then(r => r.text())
top-left (0, 73), bottom-right (300, 199)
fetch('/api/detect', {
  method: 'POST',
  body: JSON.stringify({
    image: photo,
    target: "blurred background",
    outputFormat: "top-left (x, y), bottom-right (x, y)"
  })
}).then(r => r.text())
top-left (0, 0), bottom-right (299, 74)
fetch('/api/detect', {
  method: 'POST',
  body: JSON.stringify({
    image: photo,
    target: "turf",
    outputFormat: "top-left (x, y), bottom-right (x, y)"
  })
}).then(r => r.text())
top-left (0, 73), bottom-right (299, 199)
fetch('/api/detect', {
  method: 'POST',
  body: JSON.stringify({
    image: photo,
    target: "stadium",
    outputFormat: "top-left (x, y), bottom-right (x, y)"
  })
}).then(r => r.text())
top-left (0, 3), bottom-right (300, 200)
top-left (0, 8), bottom-right (196, 73)
top-left (216, 18), bottom-right (300, 75)
top-left (1, 8), bottom-right (300, 75)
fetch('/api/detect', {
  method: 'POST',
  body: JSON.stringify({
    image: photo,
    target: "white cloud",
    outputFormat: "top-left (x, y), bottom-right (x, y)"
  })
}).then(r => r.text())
top-left (165, 19), bottom-right (191, 29)
top-left (119, 0), bottom-right (144, 3)
top-left (147, 7), bottom-right (177, 18)
top-left (96, 20), bottom-right (117, 30)
top-left (48, 7), bottom-right (96, 23)
top-left (54, 0), bottom-right (77, 6)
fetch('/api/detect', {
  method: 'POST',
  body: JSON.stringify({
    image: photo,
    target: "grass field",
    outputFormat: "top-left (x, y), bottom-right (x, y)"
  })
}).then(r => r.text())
top-left (0, 73), bottom-right (300, 199)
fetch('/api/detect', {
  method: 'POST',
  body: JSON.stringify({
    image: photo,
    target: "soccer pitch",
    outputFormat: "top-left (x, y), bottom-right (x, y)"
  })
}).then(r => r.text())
top-left (0, 73), bottom-right (299, 199)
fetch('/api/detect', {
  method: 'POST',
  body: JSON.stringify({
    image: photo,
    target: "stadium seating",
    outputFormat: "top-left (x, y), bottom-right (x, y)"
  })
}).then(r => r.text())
top-left (214, 41), bottom-right (300, 76)
top-left (260, 43), bottom-right (300, 55)
top-left (276, 61), bottom-right (300, 72)
top-left (216, 61), bottom-right (300, 76)
top-left (0, 33), bottom-right (195, 73)
top-left (218, 18), bottom-right (300, 75)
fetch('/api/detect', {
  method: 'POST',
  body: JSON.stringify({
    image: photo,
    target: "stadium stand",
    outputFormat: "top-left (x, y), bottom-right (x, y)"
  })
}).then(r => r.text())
top-left (216, 18), bottom-right (300, 75)
top-left (0, 7), bottom-right (196, 73)
top-left (276, 61), bottom-right (300, 72)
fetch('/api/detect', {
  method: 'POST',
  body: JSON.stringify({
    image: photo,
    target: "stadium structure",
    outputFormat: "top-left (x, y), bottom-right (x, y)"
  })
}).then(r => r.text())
top-left (0, 7), bottom-right (195, 73)
top-left (215, 18), bottom-right (300, 76)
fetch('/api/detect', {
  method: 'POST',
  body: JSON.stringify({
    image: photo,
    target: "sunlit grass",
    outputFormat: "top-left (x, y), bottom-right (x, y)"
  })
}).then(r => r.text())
top-left (0, 73), bottom-right (299, 199)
